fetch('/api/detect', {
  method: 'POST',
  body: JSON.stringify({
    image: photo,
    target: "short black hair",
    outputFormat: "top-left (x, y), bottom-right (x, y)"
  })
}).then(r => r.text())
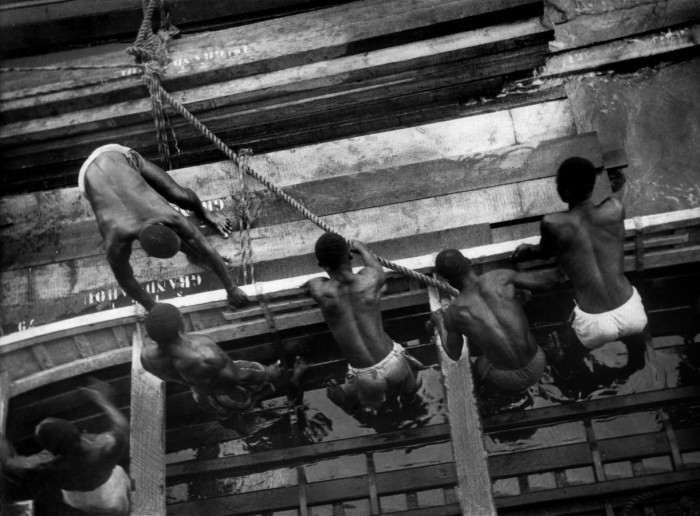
top-left (139, 224), bottom-right (181, 259)
top-left (435, 249), bottom-right (471, 288)
top-left (145, 303), bottom-right (185, 345)
top-left (556, 157), bottom-right (597, 204)
top-left (315, 232), bottom-right (350, 269)
top-left (36, 418), bottom-right (81, 456)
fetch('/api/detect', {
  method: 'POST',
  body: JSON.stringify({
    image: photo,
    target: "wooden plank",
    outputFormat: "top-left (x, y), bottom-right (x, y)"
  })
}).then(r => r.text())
top-left (0, 46), bottom-right (548, 188)
top-left (167, 423), bottom-right (450, 482)
top-left (168, 462), bottom-right (458, 515)
top-left (544, 23), bottom-right (700, 77)
top-left (495, 469), bottom-right (700, 508)
top-left (0, 0), bottom-right (540, 111)
top-left (0, 132), bottom-right (600, 271)
top-left (129, 324), bottom-right (167, 516)
top-left (10, 348), bottom-right (132, 397)
top-left (484, 386), bottom-right (700, 434)
top-left (429, 284), bottom-right (496, 515)
top-left (0, 370), bottom-right (8, 507)
top-left (544, 0), bottom-right (700, 52)
top-left (0, 18), bottom-right (550, 146)
top-left (0, 0), bottom-right (353, 55)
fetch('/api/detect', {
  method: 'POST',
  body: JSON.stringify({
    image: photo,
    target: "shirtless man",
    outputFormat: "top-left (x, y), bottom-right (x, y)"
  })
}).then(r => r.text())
top-left (0, 386), bottom-right (129, 515)
top-left (512, 157), bottom-right (647, 369)
top-left (431, 249), bottom-right (556, 392)
top-left (80, 144), bottom-right (249, 310)
top-left (306, 234), bottom-right (424, 413)
top-left (141, 303), bottom-right (306, 421)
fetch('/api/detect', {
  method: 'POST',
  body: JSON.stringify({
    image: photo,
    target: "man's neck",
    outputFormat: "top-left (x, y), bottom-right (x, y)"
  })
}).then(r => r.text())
top-left (328, 264), bottom-right (354, 283)
top-left (568, 197), bottom-right (593, 210)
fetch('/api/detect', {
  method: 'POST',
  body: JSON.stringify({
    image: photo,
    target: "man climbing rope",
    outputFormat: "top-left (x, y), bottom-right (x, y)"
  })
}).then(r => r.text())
top-left (305, 234), bottom-right (424, 414)
top-left (512, 157), bottom-right (648, 373)
top-left (0, 384), bottom-right (130, 516)
top-left (431, 249), bottom-right (557, 392)
top-left (141, 303), bottom-right (307, 428)
top-left (80, 144), bottom-right (249, 310)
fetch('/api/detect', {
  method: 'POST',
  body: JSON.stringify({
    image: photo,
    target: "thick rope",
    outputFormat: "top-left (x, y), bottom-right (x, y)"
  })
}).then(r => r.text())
top-left (153, 82), bottom-right (459, 297)
top-left (126, 0), bottom-right (179, 170)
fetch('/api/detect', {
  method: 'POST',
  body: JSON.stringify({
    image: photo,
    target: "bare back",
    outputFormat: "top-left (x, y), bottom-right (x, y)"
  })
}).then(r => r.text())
top-left (141, 334), bottom-right (234, 394)
top-left (309, 272), bottom-right (393, 368)
top-left (84, 151), bottom-right (181, 241)
top-left (447, 271), bottom-right (537, 369)
top-left (544, 198), bottom-right (632, 313)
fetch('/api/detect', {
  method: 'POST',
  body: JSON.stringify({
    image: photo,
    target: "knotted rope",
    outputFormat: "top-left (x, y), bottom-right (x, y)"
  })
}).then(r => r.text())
top-left (126, 0), bottom-right (179, 171)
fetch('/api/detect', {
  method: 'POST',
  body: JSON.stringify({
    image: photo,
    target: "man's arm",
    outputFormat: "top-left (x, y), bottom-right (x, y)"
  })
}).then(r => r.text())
top-left (431, 308), bottom-right (464, 361)
top-left (511, 219), bottom-right (556, 262)
top-left (175, 219), bottom-right (249, 308)
top-left (107, 239), bottom-right (156, 310)
top-left (80, 386), bottom-right (129, 457)
top-left (139, 158), bottom-right (233, 238)
top-left (351, 240), bottom-right (385, 287)
top-left (509, 269), bottom-right (560, 293)
top-left (1, 436), bottom-right (55, 481)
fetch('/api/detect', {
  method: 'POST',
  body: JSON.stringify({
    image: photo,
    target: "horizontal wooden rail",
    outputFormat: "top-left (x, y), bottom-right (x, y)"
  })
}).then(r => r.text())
top-left (165, 386), bottom-right (700, 483)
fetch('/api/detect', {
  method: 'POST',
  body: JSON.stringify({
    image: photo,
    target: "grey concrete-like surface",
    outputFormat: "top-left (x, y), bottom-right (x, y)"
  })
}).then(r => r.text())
top-left (565, 56), bottom-right (700, 217)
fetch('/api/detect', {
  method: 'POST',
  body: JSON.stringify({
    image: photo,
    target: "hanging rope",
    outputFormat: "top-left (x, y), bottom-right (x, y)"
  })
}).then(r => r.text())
top-left (124, 0), bottom-right (458, 297)
top-left (151, 83), bottom-right (459, 297)
top-left (126, 0), bottom-right (179, 170)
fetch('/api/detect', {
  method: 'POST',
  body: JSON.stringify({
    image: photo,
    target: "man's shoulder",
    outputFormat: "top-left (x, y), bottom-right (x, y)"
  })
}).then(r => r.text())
top-left (596, 197), bottom-right (625, 219)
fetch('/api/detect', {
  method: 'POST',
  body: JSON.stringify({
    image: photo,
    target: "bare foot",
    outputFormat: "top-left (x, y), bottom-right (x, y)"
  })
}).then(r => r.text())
top-left (204, 210), bottom-right (233, 239)
top-left (326, 379), bottom-right (355, 415)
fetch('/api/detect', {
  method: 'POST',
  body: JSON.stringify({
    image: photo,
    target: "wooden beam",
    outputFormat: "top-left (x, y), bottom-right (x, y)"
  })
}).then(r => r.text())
top-left (168, 462), bottom-right (459, 515)
top-left (544, 23), bottom-right (700, 77)
top-left (1, 131), bottom-right (601, 271)
top-left (544, 0), bottom-right (700, 52)
top-left (0, 1), bottom-right (354, 55)
top-left (129, 325), bottom-right (167, 516)
top-left (495, 469), bottom-right (700, 509)
top-left (0, 18), bottom-right (550, 145)
top-left (428, 284), bottom-right (496, 515)
top-left (167, 423), bottom-right (450, 483)
top-left (484, 385), bottom-right (700, 433)
top-left (0, 0), bottom-right (540, 111)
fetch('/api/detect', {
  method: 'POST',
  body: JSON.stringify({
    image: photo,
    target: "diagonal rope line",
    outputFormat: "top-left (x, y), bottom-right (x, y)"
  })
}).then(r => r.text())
top-left (151, 80), bottom-right (459, 297)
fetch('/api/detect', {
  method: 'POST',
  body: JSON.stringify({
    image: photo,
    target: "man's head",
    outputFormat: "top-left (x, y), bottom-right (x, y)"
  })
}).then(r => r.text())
top-left (35, 418), bottom-right (81, 456)
top-left (138, 224), bottom-right (181, 259)
top-left (315, 233), bottom-right (351, 270)
top-left (435, 249), bottom-right (472, 290)
top-left (145, 303), bottom-right (185, 345)
top-left (556, 157), bottom-right (597, 204)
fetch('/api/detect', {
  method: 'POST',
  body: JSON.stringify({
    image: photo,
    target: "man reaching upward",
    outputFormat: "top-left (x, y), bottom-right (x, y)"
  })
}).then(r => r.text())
top-left (431, 249), bottom-right (556, 392)
top-left (512, 157), bottom-right (647, 370)
top-left (306, 234), bottom-right (424, 414)
top-left (142, 303), bottom-right (306, 422)
top-left (0, 385), bottom-right (130, 515)
top-left (80, 144), bottom-right (248, 310)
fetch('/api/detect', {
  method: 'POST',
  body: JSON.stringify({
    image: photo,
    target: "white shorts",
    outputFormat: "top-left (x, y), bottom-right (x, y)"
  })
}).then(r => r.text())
top-left (62, 465), bottom-right (130, 516)
top-left (572, 287), bottom-right (648, 349)
top-left (78, 144), bottom-right (133, 198)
